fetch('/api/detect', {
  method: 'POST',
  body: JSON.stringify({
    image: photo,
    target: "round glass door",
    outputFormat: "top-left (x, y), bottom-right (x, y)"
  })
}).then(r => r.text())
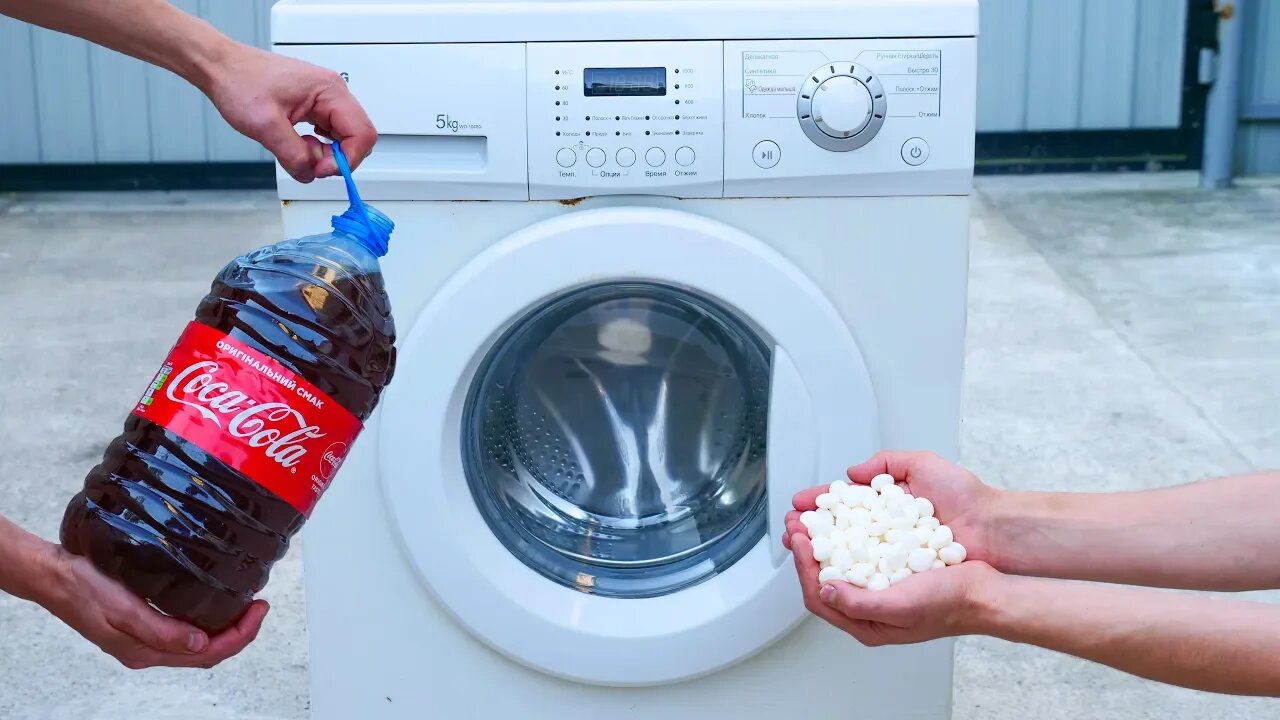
top-left (463, 281), bottom-right (771, 598)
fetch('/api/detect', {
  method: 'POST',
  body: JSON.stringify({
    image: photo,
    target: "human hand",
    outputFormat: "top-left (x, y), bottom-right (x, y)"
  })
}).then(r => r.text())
top-left (791, 530), bottom-right (1000, 646)
top-left (783, 450), bottom-right (999, 567)
top-left (202, 45), bottom-right (377, 183)
top-left (43, 546), bottom-right (268, 669)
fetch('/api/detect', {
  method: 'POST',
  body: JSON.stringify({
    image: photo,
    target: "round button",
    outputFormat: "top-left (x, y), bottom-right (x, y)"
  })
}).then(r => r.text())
top-left (556, 148), bottom-right (576, 168)
top-left (753, 140), bottom-right (780, 169)
top-left (901, 137), bottom-right (930, 166)
top-left (586, 147), bottom-right (606, 168)
top-left (812, 75), bottom-right (873, 138)
top-left (616, 147), bottom-right (636, 168)
top-left (646, 147), bottom-right (666, 167)
top-left (675, 146), bottom-right (696, 166)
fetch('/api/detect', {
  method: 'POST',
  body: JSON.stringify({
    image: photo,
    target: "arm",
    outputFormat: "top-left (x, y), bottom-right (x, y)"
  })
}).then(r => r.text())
top-left (0, 514), bottom-right (266, 669)
top-left (980, 573), bottom-right (1280, 697)
top-left (0, 0), bottom-right (376, 182)
top-left (988, 471), bottom-right (1280, 591)
top-left (803, 550), bottom-right (1280, 698)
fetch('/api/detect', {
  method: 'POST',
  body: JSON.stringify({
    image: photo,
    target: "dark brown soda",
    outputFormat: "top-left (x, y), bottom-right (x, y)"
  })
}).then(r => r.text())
top-left (60, 237), bottom-right (395, 633)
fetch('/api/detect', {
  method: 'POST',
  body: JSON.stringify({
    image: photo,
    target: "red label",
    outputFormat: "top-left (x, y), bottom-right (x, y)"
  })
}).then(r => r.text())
top-left (132, 321), bottom-right (362, 516)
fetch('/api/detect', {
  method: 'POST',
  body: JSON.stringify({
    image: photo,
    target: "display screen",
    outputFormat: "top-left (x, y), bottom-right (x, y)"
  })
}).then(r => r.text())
top-left (584, 67), bottom-right (667, 97)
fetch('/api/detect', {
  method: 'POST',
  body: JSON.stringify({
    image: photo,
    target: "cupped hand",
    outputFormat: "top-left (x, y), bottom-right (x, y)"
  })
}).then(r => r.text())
top-left (46, 548), bottom-right (268, 669)
top-left (791, 531), bottom-right (1000, 646)
top-left (203, 45), bottom-right (377, 183)
top-left (783, 450), bottom-right (999, 567)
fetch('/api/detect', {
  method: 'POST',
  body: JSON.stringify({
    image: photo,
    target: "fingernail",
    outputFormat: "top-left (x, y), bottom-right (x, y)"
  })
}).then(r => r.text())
top-left (187, 631), bottom-right (208, 653)
top-left (819, 584), bottom-right (837, 604)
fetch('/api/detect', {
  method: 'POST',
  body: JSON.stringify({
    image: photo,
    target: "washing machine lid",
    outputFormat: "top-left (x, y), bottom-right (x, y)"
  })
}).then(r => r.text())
top-left (378, 207), bottom-right (879, 686)
top-left (271, 0), bottom-right (979, 45)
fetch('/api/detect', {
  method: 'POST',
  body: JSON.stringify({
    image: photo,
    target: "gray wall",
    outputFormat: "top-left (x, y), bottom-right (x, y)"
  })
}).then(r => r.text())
top-left (1239, 0), bottom-right (1280, 175)
top-left (0, 0), bottom-right (1274, 174)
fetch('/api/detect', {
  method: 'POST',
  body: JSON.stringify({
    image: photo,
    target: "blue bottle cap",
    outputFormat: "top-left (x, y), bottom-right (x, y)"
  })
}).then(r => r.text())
top-left (330, 141), bottom-right (393, 257)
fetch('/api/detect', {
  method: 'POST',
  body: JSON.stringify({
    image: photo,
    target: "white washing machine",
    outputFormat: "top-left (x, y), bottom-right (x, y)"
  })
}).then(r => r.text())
top-left (272, 1), bottom-right (976, 717)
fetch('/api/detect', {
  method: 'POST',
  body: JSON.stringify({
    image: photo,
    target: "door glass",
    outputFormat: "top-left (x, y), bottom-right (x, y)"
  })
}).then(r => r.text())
top-left (463, 282), bottom-right (770, 598)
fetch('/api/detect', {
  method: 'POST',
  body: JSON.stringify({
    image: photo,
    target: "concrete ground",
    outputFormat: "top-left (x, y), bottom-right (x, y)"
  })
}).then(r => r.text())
top-left (1, 173), bottom-right (1277, 719)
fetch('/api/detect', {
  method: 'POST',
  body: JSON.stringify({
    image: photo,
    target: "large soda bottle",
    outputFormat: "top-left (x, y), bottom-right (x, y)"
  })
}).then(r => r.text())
top-left (60, 145), bottom-right (395, 633)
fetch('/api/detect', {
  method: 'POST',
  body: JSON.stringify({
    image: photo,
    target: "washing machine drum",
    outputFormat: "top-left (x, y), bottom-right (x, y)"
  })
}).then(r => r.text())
top-left (462, 281), bottom-right (771, 598)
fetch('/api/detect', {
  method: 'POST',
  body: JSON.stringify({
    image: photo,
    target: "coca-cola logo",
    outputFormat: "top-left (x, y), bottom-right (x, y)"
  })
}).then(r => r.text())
top-left (320, 442), bottom-right (347, 480)
top-left (166, 360), bottom-right (326, 471)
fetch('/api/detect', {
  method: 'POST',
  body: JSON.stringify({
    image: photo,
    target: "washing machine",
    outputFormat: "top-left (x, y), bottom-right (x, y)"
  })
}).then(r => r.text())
top-left (272, 1), bottom-right (977, 717)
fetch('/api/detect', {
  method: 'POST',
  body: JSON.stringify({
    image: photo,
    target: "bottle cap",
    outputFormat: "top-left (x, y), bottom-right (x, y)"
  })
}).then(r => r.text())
top-left (330, 141), bottom-right (393, 257)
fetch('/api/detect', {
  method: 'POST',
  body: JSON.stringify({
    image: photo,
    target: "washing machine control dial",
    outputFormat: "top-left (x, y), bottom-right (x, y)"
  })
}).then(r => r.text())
top-left (798, 63), bottom-right (887, 152)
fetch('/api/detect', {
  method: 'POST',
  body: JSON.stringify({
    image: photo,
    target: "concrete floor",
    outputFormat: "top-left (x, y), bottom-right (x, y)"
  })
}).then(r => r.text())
top-left (0, 174), bottom-right (1277, 719)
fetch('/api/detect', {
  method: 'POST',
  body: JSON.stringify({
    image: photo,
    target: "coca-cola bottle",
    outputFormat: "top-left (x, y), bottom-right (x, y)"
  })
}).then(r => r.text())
top-left (60, 145), bottom-right (395, 633)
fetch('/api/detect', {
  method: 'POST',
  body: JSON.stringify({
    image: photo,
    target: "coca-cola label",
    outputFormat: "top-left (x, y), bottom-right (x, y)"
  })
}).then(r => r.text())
top-left (133, 321), bottom-right (362, 516)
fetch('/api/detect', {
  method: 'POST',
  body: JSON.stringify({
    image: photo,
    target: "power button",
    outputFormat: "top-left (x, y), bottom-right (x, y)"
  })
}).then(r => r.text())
top-left (901, 138), bottom-right (929, 166)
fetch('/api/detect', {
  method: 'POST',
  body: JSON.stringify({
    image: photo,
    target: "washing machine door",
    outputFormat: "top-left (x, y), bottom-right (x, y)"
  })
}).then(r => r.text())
top-left (379, 206), bottom-right (879, 686)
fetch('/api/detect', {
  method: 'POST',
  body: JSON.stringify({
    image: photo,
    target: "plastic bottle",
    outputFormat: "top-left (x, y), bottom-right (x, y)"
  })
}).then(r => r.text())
top-left (60, 144), bottom-right (396, 633)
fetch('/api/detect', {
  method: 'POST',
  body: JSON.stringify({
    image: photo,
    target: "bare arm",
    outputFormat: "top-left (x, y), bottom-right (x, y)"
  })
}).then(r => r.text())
top-left (987, 471), bottom-right (1280, 591)
top-left (0, 513), bottom-right (267, 669)
top-left (0, 0), bottom-right (377, 181)
top-left (978, 573), bottom-right (1280, 696)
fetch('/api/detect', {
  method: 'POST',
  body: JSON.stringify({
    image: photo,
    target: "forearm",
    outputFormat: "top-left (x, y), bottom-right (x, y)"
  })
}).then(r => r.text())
top-left (0, 515), bottom-right (62, 606)
top-left (0, 0), bottom-right (234, 92)
top-left (986, 471), bottom-right (1280, 591)
top-left (977, 574), bottom-right (1280, 696)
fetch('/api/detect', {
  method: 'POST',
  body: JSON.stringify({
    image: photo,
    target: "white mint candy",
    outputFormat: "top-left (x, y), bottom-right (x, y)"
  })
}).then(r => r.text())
top-left (835, 504), bottom-right (855, 524)
top-left (931, 559), bottom-right (946, 569)
top-left (848, 507), bottom-right (873, 528)
top-left (830, 548), bottom-right (854, 572)
top-left (913, 528), bottom-right (934, 548)
top-left (874, 542), bottom-right (894, 559)
top-left (884, 528), bottom-right (906, 545)
top-left (800, 510), bottom-right (819, 528)
top-left (811, 536), bottom-right (835, 562)
top-left (867, 520), bottom-right (889, 537)
top-left (916, 516), bottom-right (941, 532)
top-left (870, 507), bottom-right (889, 523)
top-left (889, 516), bottom-right (916, 532)
top-left (907, 547), bottom-right (938, 572)
top-left (870, 474), bottom-right (895, 491)
top-left (835, 484), bottom-right (859, 506)
top-left (848, 562), bottom-right (876, 581)
top-left (885, 494), bottom-right (909, 514)
top-left (939, 542), bottom-right (967, 566)
top-left (827, 529), bottom-right (847, 548)
top-left (882, 548), bottom-right (910, 574)
top-left (867, 573), bottom-right (891, 591)
top-left (829, 480), bottom-right (849, 494)
top-left (818, 566), bottom-right (846, 583)
top-left (928, 525), bottom-right (954, 550)
top-left (914, 497), bottom-right (935, 519)
top-left (880, 484), bottom-right (906, 501)
top-left (900, 503), bottom-right (921, 524)
top-left (890, 568), bottom-right (913, 585)
top-left (863, 493), bottom-right (887, 511)
top-left (816, 493), bottom-right (838, 509)
top-left (846, 570), bottom-right (871, 588)
top-left (847, 541), bottom-right (870, 564)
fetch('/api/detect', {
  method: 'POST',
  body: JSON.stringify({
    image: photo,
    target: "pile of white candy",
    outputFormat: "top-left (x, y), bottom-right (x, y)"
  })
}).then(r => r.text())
top-left (800, 474), bottom-right (967, 591)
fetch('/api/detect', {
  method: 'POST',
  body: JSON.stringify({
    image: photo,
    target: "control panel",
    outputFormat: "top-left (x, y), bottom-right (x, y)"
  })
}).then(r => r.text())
top-left (273, 38), bottom-right (975, 201)
top-left (527, 42), bottom-right (724, 200)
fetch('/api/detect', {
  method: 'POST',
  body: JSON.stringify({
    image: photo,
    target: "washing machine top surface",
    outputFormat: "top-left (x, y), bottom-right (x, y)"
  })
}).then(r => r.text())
top-left (271, 0), bottom-right (978, 44)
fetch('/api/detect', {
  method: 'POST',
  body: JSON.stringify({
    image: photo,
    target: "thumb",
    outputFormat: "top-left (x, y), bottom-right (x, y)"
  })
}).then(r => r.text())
top-left (818, 581), bottom-right (886, 621)
top-left (112, 606), bottom-right (209, 655)
top-left (256, 116), bottom-right (320, 183)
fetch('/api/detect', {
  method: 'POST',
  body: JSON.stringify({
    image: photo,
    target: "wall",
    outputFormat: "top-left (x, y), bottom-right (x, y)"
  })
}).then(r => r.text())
top-left (0, 0), bottom-right (1271, 175)
top-left (1238, 0), bottom-right (1280, 175)
top-left (0, 1), bottom-right (275, 165)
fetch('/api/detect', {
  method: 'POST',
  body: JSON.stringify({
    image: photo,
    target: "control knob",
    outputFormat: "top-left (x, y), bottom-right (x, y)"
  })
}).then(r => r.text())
top-left (797, 62), bottom-right (887, 152)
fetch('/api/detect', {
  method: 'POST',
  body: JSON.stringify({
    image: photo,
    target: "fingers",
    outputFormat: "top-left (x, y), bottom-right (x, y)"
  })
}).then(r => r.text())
top-left (108, 605), bottom-right (208, 656)
top-left (791, 534), bottom-right (887, 645)
top-left (313, 90), bottom-right (377, 178)
top-left (199, 600), bottom-right (270, 665)
top-left (256, 115), bottom-right (319, 183)
top-left (791, 485), bottom-right (825, 512)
